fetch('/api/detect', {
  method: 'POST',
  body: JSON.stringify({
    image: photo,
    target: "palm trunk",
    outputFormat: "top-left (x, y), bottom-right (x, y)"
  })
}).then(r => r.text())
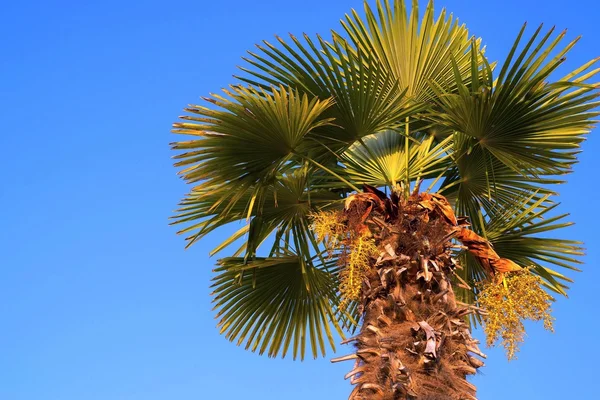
top-left (333, 191), bottom-right (485, 400)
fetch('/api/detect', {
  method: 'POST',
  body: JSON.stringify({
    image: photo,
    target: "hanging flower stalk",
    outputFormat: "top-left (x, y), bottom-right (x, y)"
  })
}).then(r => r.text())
top-left (478, 271), bottom-right (555, 360)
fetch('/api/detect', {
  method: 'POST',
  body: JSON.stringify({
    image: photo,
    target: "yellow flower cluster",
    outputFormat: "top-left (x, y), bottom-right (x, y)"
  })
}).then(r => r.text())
top-left (310, 210), bottom-right (345, 256)
top-left (311, 211), bottom-right (378, 307)
top-left (339, 234), bottom-right (379, 307)
top-left (478, 271), bottom-right (554, 360)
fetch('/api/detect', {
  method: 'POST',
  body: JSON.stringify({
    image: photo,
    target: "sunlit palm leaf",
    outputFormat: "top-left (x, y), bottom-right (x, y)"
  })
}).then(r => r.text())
top-left (439, 134), bottom-right (563, 232)
top-left (485, 193), bottom-right (583, 296)
top-left (341, 0), bottom-right (478, 103)
top-left (171, 85), bottom-right (335, 248)
top-left (332, 130), bottom-right (453, 188)
top-left (433, 30), bottom-right (598, 233)
top-left (172, 85), bottom-right (334, 187)
top-left (237, 31), bottom-right (423, 158)
top-left (432, 24), bottom-right (599, 176)
top-left (212, 252), bottom-right (344, 360)
top-left (172, 169), bottom-right (341, 252)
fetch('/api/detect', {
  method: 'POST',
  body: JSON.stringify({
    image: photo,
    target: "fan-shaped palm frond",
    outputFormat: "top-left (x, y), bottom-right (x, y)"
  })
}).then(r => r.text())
top-left (456, 191), bottom-right (582, 305)
top-left (433, 26), bottom-right (599, 233)
top-left (484, 193), bottom-right (583, 296)
top-left (333, 130), bottom-right (453, 188)
top-left (172, 85), bottom-right (334, 187)
top-left (212, 252), bottom-right (344, 360)
top-left (341, 0), bottom-right (478, 102)
top-left (439, 133), bottom-right (564, 232)
top-left (238, 32), bottom-right (423, 158)
top-left (172, 168), bottom-right (341, 253)
top-left (433, 24), bottom-right (599, 176)
top-left (171, 86), bottom-right (336, 247)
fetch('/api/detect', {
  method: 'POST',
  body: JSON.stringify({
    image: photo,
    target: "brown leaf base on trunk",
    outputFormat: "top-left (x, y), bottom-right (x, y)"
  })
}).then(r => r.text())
top-left (333, 190), bottom-right (485, 400)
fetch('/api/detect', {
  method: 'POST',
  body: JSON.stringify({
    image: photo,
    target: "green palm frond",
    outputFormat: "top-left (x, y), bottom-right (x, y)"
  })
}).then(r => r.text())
top-left (333, 130), bottom-right (453, 188)
top-left (238, 31), bottom-right (423, 157)
top-left (456, 192), bottom-right (583, 299)
top-left (341, 0), bottom-right (478, 102)
top-left (212, 252), bottom-right (345, 360)
top-left (172, 169), bottom-right (341, 252)
top-left (439, 134), bottom-right (563, 232)
top-left (484, 193), bottom-right (583, 296)
top-left (432, 24), bottom-right (599, 176)
top-left (433, 29), bottom-right (598, 232)
top-left (172, 85), bottom-right (334, 187)
top-left (171, 85), bottom-right (335, 247)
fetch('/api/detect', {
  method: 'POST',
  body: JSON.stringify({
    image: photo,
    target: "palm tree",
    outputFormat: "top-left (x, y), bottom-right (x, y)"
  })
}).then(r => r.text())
top-left (170, 0), bottom-right (598, 398)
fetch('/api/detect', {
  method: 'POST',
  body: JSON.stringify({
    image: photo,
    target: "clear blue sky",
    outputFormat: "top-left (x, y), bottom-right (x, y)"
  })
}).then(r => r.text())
top-left (1, 1), bottom-right (598, 399)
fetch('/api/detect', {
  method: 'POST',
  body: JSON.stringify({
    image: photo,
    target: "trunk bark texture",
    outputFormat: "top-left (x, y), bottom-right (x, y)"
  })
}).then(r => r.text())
top-left (333, 190), bottom-right (485, 400)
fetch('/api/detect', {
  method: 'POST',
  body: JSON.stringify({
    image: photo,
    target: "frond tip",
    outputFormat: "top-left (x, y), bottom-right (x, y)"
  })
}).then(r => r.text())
top-left (478, 271), bottom-right (555, 360)
top-left (211, 254), bottom-right (344, 360)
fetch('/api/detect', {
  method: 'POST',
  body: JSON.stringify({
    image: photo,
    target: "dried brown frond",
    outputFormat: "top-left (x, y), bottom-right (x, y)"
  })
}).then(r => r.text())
top-left (478, 271), bottom-right (554, 360)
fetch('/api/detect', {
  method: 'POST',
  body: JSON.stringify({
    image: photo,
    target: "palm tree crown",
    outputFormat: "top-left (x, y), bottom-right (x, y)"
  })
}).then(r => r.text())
top-left (170, 0), bottom-right (598, 386)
